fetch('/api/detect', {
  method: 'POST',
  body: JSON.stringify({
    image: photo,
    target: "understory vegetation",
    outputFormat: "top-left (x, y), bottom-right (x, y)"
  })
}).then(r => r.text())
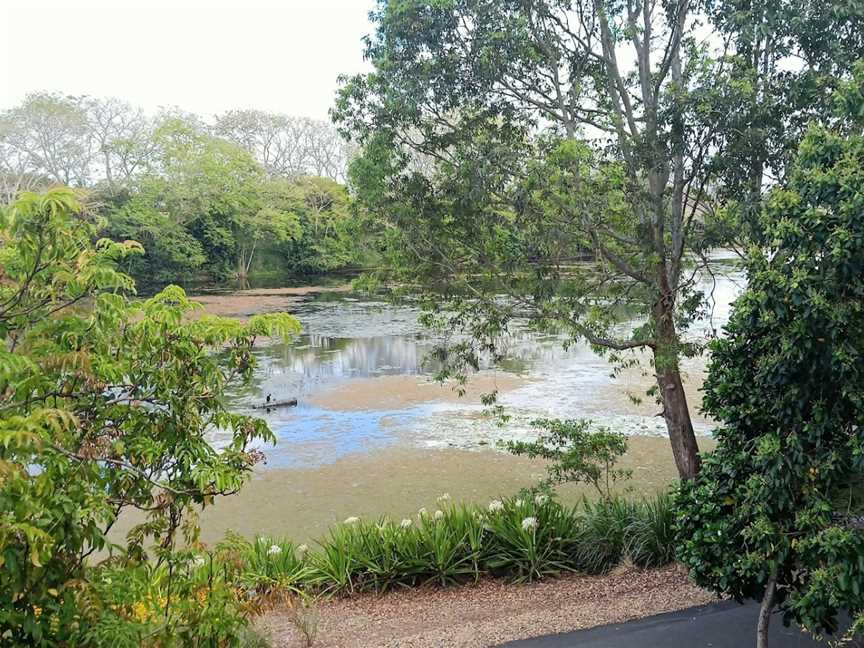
top-left (675, 71), bottom-right (864, 646)
top-left (78, 492), bottom-right (676, 646)
top-left (224, 493), bottom-right (677, 597)
top-left (0, 189), bottom-right (300, 646)
top-left (4, 0), bottom-right (864, 645)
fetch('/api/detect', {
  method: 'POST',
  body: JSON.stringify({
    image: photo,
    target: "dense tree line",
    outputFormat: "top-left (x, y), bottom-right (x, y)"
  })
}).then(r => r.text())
top-left (0, 94), bottom-right (369, 285)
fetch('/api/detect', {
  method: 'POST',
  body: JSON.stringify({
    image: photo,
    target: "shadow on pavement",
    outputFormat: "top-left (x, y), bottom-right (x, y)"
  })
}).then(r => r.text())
top-left (499, 600), bottom-right (857, 648)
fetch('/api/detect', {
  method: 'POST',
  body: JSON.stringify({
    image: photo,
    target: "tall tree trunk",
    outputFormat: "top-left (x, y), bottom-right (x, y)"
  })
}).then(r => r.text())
top-left (654, 296), bottom-right (702, 481)
top-left (103, 150), bottom-right (115, 195)
top-left (237, 250), bottom-right (248, 279)
top-left (757, 570), bottom-right (778, 648)
top-left (654, 343), bottom-right (702, 481)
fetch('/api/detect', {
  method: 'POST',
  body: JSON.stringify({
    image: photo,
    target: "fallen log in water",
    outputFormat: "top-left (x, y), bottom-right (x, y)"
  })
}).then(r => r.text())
top-left (252, 398), bottom-right (298, 410)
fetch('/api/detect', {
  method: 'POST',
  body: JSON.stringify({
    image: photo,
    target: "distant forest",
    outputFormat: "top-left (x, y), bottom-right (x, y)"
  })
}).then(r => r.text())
top-left (0, 94), bottom-right (376, 285)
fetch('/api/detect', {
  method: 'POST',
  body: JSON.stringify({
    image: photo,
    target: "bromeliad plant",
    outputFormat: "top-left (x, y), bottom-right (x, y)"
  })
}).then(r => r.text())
top-left (0, 188), bottom-right (299, 645)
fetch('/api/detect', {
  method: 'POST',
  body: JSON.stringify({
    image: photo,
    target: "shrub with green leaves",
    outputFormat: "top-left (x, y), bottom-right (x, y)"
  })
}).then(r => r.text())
top-left (0, 189), bottom-right (299, 645)
top-left (505, 419), bottom-right (631, 500)
top-left (81, 556), bottom-right (255, 648)
top-left (676, 94), bottom-right (864, 646)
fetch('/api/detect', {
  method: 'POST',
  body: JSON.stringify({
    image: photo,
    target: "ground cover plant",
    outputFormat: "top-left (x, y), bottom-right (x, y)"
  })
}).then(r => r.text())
top-left (217, 493), bottom-right (678, 598)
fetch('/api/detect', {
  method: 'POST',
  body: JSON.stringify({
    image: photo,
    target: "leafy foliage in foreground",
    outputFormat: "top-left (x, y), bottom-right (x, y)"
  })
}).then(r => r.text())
top-left (31, 493), bottom-right (673, 645)
top-left (676, 85), bottom-right (864, 640)
top-left (78, 557), bottom-right (257, 648)
top-left (0, 188), bottom-right (299, 645)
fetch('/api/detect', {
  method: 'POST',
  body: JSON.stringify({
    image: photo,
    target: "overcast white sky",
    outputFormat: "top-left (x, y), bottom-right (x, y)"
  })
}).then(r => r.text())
top-left (0, 0), bottom-right (376, 120)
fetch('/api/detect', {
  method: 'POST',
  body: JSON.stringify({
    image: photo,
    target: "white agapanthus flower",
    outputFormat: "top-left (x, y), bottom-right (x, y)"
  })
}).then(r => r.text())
top-left (515, 498), bottom-right (524, 507)
top-left (488, 499), bottom-right (504, 513)
top-left (434, 509), bottom-right (444, 520)
top-left (344, 516), bottom-right (359, 525)
top-left (437, 493), bottom-right (451, 502)
top-left (534, 494), bottom-right (549, 506)
top-left (521, 517), bottom-right (538, 531)
top-left (297, 544), bottom-right (308, 555)
top-left (267, 544), bottom-right (282, 556)
top-left (193, 556), bottom-right (206, 567)
top-left (418, 507), bottom-right (428, 516)
top-left (400, 518), bottom-right (413, 528)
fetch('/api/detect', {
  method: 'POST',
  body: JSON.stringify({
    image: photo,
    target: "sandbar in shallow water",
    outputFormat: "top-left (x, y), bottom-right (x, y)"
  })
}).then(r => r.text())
top-left (305, 371), bottom-right (528, 411)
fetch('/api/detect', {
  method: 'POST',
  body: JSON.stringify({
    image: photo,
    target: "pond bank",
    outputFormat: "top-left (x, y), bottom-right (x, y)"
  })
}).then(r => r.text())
top-left (191, 285), bottom-right (352, 318)
top-left (177, 271), bottom-right (735, 544)
top-left (195, 436), bottom-right (715, 545)
top-left (304, 372), bottom-right (529, 411)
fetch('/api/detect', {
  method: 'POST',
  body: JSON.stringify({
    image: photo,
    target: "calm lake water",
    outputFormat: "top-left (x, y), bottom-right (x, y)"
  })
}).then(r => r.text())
top-left (209, 255), bottom-right (745, 470)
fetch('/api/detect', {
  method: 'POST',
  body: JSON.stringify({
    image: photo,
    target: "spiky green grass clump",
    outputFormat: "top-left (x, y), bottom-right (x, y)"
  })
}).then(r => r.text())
top-left (223, 493), bottom-right (676, 597)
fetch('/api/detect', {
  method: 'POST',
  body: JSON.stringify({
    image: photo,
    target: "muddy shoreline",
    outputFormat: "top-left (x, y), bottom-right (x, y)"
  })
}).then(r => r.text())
top-left (189, 285), bottom-right (351, 318)
top-left (193, 437), bottom-right (714, 545)
top-left (165, 285), bottom-right (722, 545)
top-left (305, 372), bottom-right (529, 411)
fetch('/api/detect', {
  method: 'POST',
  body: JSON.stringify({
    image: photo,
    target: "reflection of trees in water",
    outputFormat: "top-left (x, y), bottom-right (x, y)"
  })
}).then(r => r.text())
top-left (229, 265), bottom-right (745, 407)
top-left (229, 337), bottom-right (411, 405)
top-left (258, 334), bottom-right (428, 383)
top-left (243, 331), bottom-right (583, 402)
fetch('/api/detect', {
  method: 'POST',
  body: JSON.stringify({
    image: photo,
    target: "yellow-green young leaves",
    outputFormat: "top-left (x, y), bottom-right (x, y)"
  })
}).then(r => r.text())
top-left (0, 188), bottom-right (299, 644)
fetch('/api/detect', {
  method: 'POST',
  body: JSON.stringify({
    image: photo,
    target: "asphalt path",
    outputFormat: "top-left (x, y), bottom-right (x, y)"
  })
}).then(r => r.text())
top-left (500, 601), bottom-right (854, 647)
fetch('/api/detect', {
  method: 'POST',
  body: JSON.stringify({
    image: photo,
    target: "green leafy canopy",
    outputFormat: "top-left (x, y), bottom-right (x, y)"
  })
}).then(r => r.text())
top-left (0, 188), bottom-right (299, 645)
top-left (676, 74), bottom-right (864, 638)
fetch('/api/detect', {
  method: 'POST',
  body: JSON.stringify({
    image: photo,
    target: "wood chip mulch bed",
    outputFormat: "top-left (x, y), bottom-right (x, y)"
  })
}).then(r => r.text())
top-left (258, 563), bottom-right (716, 647)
